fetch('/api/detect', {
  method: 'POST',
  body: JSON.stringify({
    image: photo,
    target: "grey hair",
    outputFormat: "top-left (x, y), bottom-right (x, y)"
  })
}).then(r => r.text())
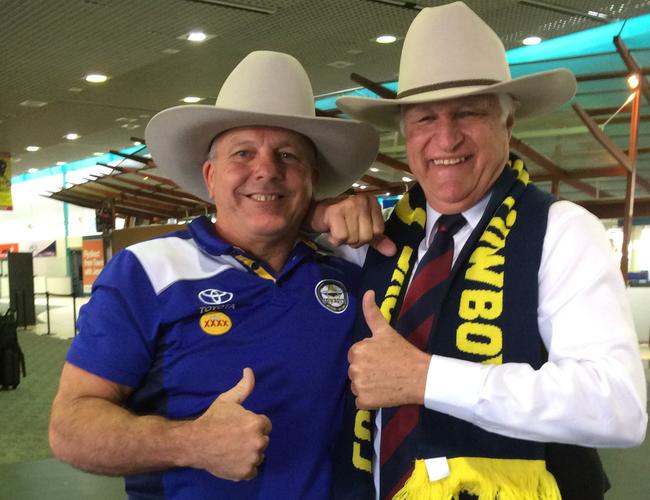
top-left (207, 137), bottom-right (219, 161)
top-left (398, 93), bottom-right (517, 136)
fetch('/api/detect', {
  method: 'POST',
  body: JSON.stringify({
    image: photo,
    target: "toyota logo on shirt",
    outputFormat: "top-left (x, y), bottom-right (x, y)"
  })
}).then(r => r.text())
top-left (198, 288), bottom-right (234, 306)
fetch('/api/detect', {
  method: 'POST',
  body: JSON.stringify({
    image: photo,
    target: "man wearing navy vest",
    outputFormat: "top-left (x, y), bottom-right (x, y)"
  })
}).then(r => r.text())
top-left (323, 2), bottom-right (647, 499)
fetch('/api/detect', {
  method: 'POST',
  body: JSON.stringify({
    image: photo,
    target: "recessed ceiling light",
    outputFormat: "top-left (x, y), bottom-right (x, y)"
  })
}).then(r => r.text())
top-left (28, 168), bottom-right (38, 174)
top-left (187, 31), bottom-right (207, 42)
top-left (327, 61), bottom-right (354, 69)
top-left (182, 96), bottom-right (203, 103)
top-left (352, 182), bottom-right (360, 188)
top-left (369, 167), bottom-right (379, 172)
top-left (133, 141), bottom-right (142, 146)
top-left (375, 34), bottom-right (397, 44)
top-left (19, 100), bottom-right (48, 108)
top-left (56, 161), bottom-right (66, 166)
top-left (25, 145), bottom-right (40, 152)
top-left (85, 73), bottom-right (108, 83)
top-left (93, 152), bottom-right (104, 156)
top-left (522, 36), bottom-right (542, 46)
top-left (64, 133), bottom-right (80, 140)
top-left (401, 176), bottom-right (413, 182)
top-left (359, 185), bottom-right (368, 190)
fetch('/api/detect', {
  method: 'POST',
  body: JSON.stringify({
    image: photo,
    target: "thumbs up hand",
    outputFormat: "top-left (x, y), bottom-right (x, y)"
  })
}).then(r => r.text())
top-left (348, 290), bottom-right (432, 410)
top-left (189, 368), bottom-right (272, 481)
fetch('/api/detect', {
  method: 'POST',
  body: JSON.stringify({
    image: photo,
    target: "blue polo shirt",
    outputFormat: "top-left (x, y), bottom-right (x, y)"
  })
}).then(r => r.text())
top-left (67, 216), bottom-right (360, 499)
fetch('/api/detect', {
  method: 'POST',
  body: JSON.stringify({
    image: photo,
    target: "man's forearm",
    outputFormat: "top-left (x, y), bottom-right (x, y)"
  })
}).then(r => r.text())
top-left (49, 395), bottom-right (192, 476)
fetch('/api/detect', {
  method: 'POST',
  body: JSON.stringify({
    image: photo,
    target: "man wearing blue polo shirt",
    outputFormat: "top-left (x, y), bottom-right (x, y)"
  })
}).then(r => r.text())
top-left (49, 51), bottom-right (382, 499)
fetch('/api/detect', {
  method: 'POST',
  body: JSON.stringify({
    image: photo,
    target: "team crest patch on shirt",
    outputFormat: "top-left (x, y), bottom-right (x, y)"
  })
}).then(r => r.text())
top-left (200, 312), bottom-right (232, 335)
top-left (198, 288), bottom-right (233, 306)
top-left (315, 280), bottom-right (348, 314)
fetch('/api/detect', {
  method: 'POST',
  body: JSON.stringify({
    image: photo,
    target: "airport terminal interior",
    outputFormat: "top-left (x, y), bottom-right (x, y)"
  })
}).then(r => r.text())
top-left (1, 0), bottom-right (650, 498)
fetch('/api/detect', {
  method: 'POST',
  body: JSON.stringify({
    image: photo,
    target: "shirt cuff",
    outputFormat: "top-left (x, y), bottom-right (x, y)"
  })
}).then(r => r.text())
top-left (424, 354), bottom-right (490, 415)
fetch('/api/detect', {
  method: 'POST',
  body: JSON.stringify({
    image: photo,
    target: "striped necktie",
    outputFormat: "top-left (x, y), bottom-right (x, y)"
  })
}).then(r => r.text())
top-left (379, 213), bottom-right (466, 499)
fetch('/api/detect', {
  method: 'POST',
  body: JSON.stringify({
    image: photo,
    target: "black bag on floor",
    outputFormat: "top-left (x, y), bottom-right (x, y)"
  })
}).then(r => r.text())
top-left (0, 308), bottom-right (26, 389)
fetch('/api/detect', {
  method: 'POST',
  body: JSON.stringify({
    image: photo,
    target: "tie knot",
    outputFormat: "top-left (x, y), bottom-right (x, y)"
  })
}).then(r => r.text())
top-left (437, 213), bottom-right (465, 236)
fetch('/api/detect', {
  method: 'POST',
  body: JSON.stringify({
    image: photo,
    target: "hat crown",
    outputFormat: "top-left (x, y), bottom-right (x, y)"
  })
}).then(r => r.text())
top-left (216, 51), bottom-right (316, 118)
top-left (398, 1), bottom-right (510, 96)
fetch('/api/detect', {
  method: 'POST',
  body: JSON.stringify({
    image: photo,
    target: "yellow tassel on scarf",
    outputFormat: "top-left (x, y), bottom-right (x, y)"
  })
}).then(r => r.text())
top-left (393, 457), bottom-right (561, 500)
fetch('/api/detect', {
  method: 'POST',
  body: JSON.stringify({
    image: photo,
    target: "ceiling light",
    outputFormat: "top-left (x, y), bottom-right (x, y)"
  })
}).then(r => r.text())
top-left (19, 100), bottom-right (48, 108)
top-left (369, 167), bottom-right (379, 172)
top-left (28, 168), bottom-right (38, 174)
top-left (133, 141), bottom-right (142, 146)
top-left (375, 34), bottom-right (397, 44)
top-left (522, 36), bottom-right (542, 46)
top-left (359, 185), bottom-right (368, 190)
top-left (187, 31), bottom-right (207, 42)
top-left (85, 73), bottom-right (108, 83)
top-left (401, 176), bottom-right (413, 182)
top-left (352, 182), bottom-right (360, 188)
top-left (64, 133), bottom-right (80, 140)
top-left (182, 96), bottom-right (203, 103)
top-left (56, 161), bottom-right (66, 166)
top-left (93, 152), bottom-right (104, 156)
top-left (25, 146), bottom-right (40, 152)
top-left (627, 74), bottom-right (640, 89)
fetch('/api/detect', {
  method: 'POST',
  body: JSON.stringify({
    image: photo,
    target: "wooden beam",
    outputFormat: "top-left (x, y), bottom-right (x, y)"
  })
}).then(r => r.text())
top-left (621, 86), bottom-right (642, 280)
top-left (109, 150), bottom-right (154, 166)
top-left (613, 36), bottom-right (650, 105)
top-left (376, 153), bottom-right (411, 173)
top-left (510, 137), bottom-right (611, 198)
top-left (571, 103), bottom-right (634, 173)
top-left (578, 197), bottom-right (650, 218)
top-left (350, 73), bottom-right (397, 99)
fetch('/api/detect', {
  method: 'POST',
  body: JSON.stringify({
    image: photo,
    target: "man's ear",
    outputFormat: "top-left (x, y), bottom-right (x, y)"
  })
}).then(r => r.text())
top-left (310, 166), bottom-right (320, 188)
top-left (505, 113), bottom-right (515, 139)
top-left (202, 160), bottom-right (214, 199)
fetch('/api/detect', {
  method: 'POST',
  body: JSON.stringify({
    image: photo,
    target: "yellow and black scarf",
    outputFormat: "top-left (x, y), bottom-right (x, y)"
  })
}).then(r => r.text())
top-left (333, 155), bottom-right (566, 499)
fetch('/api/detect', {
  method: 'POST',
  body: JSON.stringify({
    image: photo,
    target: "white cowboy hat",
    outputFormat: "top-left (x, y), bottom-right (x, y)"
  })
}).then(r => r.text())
top-left (337, 1), bottom-right (577, 130)
top-left (145, 51), bottom-right (379, 200)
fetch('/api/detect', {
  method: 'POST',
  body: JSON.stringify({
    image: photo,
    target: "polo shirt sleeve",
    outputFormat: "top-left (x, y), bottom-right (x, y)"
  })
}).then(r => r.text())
top-left (66, 249), bottom-right (162, 388)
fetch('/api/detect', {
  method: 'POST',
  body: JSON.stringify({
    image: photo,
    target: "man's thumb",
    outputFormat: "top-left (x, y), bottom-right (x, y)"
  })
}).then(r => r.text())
top-left (362, 290), bottom-right (390, 336)
top-left (217, 367), bottom-right (255, 404)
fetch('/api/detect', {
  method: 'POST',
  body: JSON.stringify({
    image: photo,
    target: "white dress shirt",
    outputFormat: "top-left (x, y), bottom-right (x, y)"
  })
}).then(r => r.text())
top-left (337, 196), bottom-right (648, 494)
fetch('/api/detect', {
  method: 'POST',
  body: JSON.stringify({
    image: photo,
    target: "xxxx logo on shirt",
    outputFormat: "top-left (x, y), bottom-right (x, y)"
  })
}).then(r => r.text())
top-left (200, 311), bottom-right (232, 335)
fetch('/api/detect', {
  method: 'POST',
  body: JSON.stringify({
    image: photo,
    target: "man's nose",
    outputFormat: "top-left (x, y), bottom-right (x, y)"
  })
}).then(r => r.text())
top-left (252, 151), bottom-right (283, 179)
top-left (433, 117), bottom-right (463, 151)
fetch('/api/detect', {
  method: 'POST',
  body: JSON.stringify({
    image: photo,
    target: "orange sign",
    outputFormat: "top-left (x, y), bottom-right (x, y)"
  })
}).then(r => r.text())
top-left (0, 243), bottom-right (19, 259)
top-left (82, 238), bottom-right (105, 286)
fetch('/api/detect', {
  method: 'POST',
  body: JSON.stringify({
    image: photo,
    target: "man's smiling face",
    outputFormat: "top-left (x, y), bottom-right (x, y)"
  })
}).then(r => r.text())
top-left (402, 94), bottom-right (513, 214)
top-left (202, 126), bottom-right (318, 248)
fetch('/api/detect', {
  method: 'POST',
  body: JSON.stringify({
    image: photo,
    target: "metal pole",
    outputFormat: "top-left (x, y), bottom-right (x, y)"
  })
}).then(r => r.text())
top-left (45, 291), bottom-right (51, 335)
top-left (72, 292), bottom-right (78, 336)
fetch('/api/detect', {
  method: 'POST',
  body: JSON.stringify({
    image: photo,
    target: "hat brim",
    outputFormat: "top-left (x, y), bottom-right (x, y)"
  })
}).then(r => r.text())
top-left (337, 69), bottom-right (576, 131)
top-left (144, 105), bottom-right (379, 201)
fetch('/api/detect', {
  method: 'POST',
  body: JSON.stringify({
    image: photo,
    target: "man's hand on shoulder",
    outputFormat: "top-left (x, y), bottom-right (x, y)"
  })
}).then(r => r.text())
top-left (305, 195), bottom-right (396, 257)
top-left (187, 368), bottom-right (271, 481)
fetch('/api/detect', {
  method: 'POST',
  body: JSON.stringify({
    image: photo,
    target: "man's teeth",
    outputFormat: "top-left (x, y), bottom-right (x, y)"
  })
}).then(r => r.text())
top-left (249, 194), bottom-right (280, 201)
top-left (433, 156), bottom-right (466, 166)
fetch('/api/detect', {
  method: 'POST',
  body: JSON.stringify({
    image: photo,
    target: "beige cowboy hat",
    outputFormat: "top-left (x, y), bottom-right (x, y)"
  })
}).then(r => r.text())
top-left (337, 1), bottom-right (577, 130)
top-left (145, 51), bottom-right (379, 201)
